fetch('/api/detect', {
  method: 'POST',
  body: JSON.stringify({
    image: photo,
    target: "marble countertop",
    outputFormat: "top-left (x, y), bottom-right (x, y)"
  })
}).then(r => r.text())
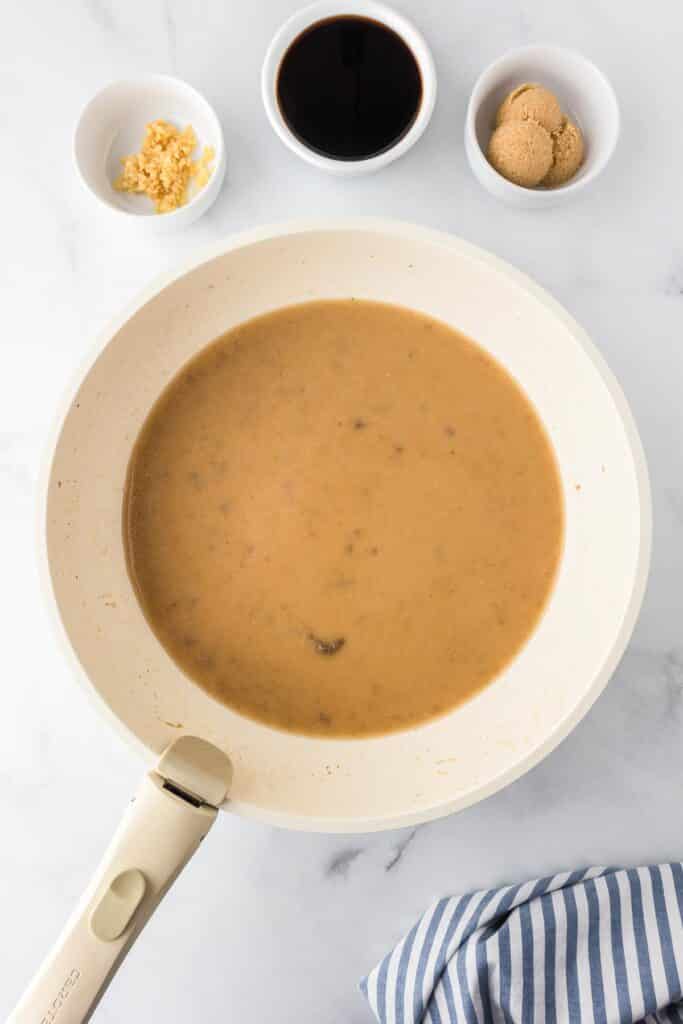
top-left (2, 1), bottom-right (682, 1020)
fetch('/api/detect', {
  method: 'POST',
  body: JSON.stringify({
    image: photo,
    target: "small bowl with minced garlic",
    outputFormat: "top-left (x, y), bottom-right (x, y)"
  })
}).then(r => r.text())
top-left (465, 45), bottom-right (619, 208)
top-left (74, 74), bottom-right (225, 230)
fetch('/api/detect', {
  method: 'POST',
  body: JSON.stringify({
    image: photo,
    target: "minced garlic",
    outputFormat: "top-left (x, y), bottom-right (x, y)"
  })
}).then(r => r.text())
top-left (115, 120), bottom-right (215, 214)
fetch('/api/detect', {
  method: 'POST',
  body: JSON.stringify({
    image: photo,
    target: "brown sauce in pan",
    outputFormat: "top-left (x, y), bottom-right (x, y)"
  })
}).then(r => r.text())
top-left (124, 300), bottom-right (563, 737)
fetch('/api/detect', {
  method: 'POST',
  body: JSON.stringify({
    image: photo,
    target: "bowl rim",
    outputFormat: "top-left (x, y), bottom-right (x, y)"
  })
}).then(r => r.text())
top-left (37, 217), bottom-right (652, 833)
top-left (72, 71), bottom-right (226, 221)
top-left (261, 0), bottom-right (437, 176)
top-left (465, 43), bottom-right (621, 200)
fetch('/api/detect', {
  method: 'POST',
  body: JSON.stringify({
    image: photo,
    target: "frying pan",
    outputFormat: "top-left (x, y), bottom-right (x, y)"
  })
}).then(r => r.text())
top-left (12, 219), bottom-right (650, 1022)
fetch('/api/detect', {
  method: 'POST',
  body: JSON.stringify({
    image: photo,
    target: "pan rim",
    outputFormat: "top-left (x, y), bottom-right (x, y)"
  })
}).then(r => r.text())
top-left (37, 216), bottom-right (652, 833)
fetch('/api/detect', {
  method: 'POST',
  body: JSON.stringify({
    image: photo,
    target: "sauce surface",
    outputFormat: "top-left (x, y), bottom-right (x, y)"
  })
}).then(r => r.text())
top-left (276, 16), bottom-right (422, 160)
top-left (125, 300), bottom-right (563, 737)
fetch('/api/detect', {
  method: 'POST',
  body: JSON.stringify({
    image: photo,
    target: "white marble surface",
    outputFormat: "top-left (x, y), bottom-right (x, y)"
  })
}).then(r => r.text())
top-left (2, 1), bottom-right (682, 1020)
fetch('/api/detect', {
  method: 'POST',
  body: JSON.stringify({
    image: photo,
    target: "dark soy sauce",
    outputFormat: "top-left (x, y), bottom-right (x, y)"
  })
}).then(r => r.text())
top-left (276, 16), bottom-right (422, 161)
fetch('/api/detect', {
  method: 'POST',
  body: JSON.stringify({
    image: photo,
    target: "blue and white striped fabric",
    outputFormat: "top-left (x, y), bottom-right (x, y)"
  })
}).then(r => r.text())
top-left (361, 865), bottom-right (683, 1024)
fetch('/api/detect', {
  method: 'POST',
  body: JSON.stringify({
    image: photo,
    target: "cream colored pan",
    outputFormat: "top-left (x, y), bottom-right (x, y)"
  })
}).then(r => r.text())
top-left (12, 220), bottom-right (650, 1023)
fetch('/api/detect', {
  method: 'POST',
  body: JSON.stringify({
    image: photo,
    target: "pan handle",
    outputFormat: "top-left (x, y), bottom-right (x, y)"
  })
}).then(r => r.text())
top-left (9, 768), bottom-right (220, 1024)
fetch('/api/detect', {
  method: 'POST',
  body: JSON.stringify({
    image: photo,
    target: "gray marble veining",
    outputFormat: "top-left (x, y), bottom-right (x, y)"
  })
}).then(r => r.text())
top-left (2, 1), bottom-right (683, 1021)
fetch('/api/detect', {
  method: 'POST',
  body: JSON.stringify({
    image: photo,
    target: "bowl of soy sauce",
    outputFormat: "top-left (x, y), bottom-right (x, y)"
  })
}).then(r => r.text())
top-left (262, 0), bottom-right (437, 175)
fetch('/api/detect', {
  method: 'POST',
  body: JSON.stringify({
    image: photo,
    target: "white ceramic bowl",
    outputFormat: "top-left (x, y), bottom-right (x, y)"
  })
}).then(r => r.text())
top-left (42, 219), bottom-right (650, 832)
top-left (74, 74), bottom-right (226, 232)
top-left (261, 0), bottom-right (437, 176)
top-left (465, 45), bottom-right (620, 208)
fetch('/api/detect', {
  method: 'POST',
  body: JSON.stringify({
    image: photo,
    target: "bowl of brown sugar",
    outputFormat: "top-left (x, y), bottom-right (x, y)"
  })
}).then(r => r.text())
top-left (74, 73), bottom-right (226, 231)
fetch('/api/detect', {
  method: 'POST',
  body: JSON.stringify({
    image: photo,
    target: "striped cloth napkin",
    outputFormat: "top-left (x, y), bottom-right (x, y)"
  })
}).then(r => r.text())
top-left (361, 865), bottom-right (683, 1023)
